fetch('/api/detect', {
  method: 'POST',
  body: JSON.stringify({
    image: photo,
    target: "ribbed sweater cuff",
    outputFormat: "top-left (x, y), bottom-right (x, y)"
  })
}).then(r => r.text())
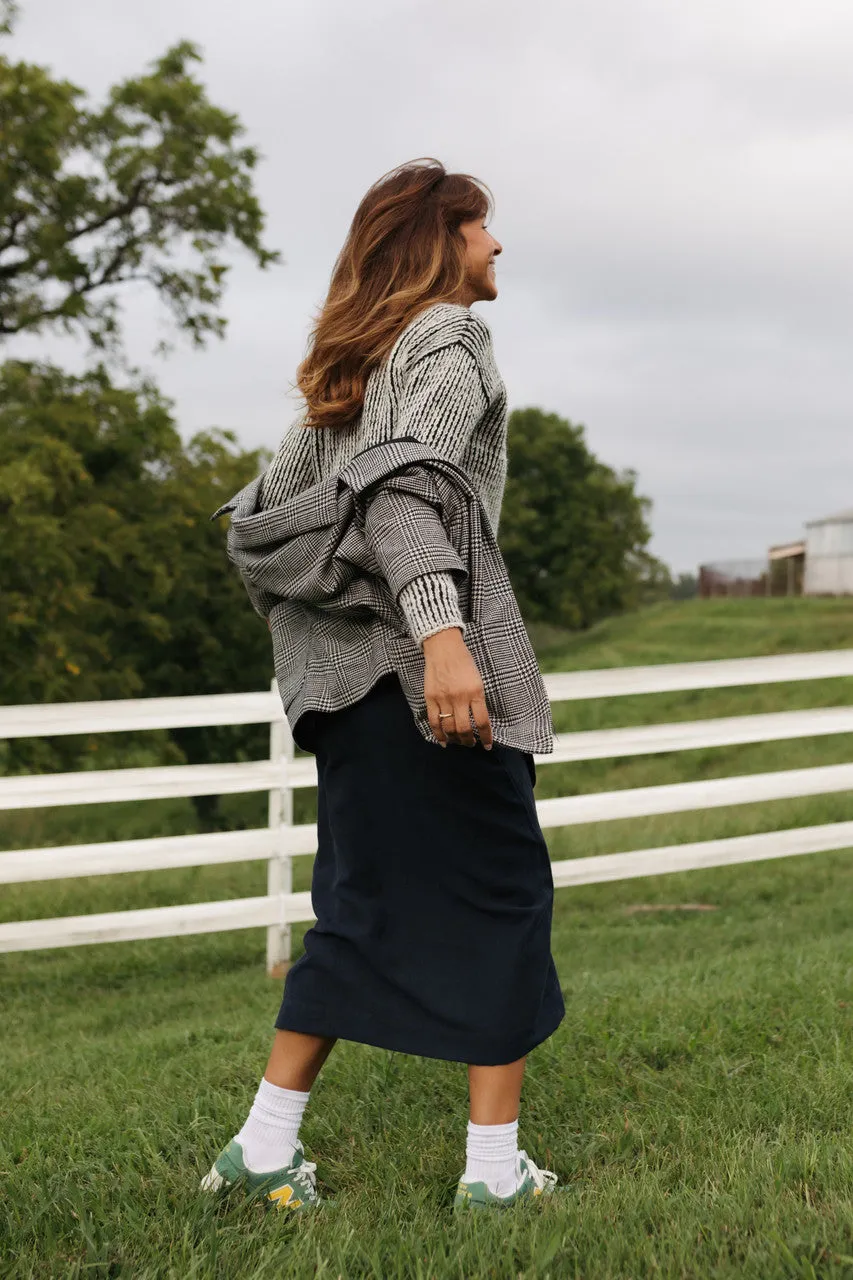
top-left (397, 572), bottom-right (466, 649)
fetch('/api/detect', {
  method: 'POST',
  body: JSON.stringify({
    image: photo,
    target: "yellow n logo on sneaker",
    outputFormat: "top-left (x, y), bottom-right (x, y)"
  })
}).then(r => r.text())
top-left (268, 1183), bottom-right (302, 1209)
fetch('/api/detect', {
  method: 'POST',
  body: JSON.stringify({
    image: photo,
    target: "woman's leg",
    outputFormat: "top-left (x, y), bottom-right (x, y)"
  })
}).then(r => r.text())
top-left (467, 1056), bottom-right (526, 1123)
top-left (216, 1032), bottom-right (337, 1176)
top-left (264, 1030), bottom-right (338, 1091)
top-left (462, 1056), bottom-right (528, 1197)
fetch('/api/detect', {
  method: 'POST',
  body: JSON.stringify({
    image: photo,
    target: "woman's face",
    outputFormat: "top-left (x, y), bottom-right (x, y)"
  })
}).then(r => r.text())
top-left (458, 217), bottom-right (502, 305)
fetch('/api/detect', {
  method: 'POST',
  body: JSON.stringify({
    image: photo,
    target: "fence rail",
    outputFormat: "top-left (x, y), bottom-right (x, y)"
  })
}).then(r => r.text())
top-left (2, 649), bottom-right (852, 972)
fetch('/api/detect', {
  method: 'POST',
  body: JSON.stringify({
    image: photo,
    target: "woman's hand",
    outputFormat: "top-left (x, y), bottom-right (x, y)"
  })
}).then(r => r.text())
top-left (422, 627), bottom-right (493, 749)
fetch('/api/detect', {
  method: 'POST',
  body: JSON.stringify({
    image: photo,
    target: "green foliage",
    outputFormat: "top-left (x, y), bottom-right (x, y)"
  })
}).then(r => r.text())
top-left (0, 359), bottom-right (272, 778)
top-left (0, 1), bottom-right (17, 36)
top-left (0, 37), bottom-right (279, 351)
top-left (498, 407), bottom-right (670, 629)
top-left (671, 571), bottom-right (699, 600)
top-left (0, 17), bottom-right (280, 796)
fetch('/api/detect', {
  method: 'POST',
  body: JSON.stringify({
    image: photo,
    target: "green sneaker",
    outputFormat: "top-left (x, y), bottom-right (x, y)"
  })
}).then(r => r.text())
top-left (199, 1137), bottom-right (320, 1211)
top-left (454, 1149), bottom-right (558, 1211)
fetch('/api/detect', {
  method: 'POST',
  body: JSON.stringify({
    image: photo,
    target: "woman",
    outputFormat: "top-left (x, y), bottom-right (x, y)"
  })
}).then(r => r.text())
top-left (201, 158), bottom-right (565, 1212)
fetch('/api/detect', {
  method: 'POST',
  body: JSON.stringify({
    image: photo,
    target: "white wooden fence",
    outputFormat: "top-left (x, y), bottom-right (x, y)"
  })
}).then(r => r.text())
top-left (2, 649), bottom-right (853, 974)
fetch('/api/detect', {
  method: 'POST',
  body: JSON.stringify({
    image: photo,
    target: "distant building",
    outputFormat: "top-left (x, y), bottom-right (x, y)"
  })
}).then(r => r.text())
top-left (698, 559), bottom-right (767, 598)
top-left (768, 541), bottom-right (805, 596)
top-left (698, 508), bottom-right (853, 601)
top-left (804, 509), bottom-right (853, 596)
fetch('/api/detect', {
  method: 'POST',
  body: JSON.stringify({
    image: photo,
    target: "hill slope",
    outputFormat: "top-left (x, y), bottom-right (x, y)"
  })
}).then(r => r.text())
top-left (529, 596), bottom-right (853, 671)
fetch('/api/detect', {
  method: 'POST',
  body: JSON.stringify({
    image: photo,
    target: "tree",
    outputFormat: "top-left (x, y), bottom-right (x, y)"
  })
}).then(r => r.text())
top-left (0, 359), bottom-right (272, 790)
top-left (498, 407), bottom-right (668, 629)
top-left (671, 572), bottom-right (698, 600)
top-left (0, 25), bottom-right (279, 351)
top-left (0, 15), bottom-right (280, 823)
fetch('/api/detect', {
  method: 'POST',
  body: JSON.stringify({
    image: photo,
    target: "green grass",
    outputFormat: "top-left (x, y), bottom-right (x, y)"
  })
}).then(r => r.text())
top-left (3, 599), bottom-right (853, 1278)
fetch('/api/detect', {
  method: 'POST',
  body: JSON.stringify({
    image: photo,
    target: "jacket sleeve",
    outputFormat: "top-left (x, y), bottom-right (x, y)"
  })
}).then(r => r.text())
top-left (391, 342), bottom-right (488, 647)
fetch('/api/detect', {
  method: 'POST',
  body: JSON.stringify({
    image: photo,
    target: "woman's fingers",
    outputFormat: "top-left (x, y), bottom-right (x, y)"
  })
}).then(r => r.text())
top-left (451, 694), bottom-right (493, 748)
top-left (427, 695), bottom-right (493, 749)
top-left (470, 693), bottom-right (493, 749)
top-left (427, 699), bottom-right (453, 747)
top-left (453, 698), bottom-right (476, 747)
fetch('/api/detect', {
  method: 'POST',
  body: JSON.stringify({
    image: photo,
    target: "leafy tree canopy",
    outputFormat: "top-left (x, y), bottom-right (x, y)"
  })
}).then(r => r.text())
top-left (498, 407), bottom-right (671, 630)
top-left (0, 359), bottom-right (272, 782)
top-left (0, 22), bottom-right (279, 352)
top-left (671, 572), bottom-right (698, 601)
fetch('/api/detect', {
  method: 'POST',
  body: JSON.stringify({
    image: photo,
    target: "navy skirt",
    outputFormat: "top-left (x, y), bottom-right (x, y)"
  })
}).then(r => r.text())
top-left (275, 670), bottom-right (565, 1065)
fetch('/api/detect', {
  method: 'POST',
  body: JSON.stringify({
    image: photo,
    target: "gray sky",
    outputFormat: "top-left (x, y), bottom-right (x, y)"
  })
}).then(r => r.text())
top-left (9, 0), bottom-right (853, 575)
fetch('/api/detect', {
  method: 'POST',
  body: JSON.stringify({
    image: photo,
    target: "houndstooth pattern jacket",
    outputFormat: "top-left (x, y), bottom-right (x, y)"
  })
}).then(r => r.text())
top-left (212, 435), bottom-right (555, 755)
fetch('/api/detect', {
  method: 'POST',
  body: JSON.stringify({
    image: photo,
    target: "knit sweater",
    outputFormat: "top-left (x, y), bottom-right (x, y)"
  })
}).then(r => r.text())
top-left (258, 301), bottom-right (508, 647)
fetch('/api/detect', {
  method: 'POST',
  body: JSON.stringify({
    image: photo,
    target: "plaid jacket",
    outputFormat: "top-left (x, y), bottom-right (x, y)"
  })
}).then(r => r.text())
top-left (213, 435), bottom-right (554, 755)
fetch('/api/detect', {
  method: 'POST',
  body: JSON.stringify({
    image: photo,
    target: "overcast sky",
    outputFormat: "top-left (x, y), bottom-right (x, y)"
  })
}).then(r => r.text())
top-left (9, 0), bottom-right (853, 575)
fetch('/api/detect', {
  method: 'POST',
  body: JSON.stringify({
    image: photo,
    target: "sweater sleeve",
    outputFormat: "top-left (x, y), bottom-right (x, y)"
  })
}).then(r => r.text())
top-left (392, 341), bottom-right (488, 647)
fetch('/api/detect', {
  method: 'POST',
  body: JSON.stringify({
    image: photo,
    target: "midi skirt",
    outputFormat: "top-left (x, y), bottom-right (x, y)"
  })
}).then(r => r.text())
top-left (275, 670), bottom-right (565, 1065)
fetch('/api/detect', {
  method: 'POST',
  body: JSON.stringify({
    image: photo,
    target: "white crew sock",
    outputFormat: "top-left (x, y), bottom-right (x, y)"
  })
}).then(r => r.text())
top-left (234, 1077), bottom-right (311, 1173)
top-left (463, 1118), bottom-right (522, 1198)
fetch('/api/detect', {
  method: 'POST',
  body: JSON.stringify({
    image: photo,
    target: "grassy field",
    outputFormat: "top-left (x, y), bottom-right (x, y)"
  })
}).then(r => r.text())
top-left (3, 598), bottom-right (853, 1278)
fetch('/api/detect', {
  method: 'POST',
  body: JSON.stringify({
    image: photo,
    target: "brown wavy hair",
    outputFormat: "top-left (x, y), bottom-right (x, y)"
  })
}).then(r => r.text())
top-left (292, 157), bottom-right (494, 431)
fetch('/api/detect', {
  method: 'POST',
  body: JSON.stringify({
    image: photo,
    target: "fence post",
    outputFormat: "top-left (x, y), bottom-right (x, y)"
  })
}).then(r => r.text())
top-left (266, 676), bottom-right (294, 978)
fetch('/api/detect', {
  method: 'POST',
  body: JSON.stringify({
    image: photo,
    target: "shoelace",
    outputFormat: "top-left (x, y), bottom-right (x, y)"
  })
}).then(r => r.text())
top-left (286, 1140), bottom-right (318, 1191)
top-left (518, 1149), bottom-right (558, 1192)
top-left (294, 1157), bottom-right (318, 1191)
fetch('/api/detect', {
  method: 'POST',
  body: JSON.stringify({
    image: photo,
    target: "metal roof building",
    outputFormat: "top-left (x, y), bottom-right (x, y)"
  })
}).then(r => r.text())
top-left (768, 540), bottom-right (805, 596)
top-left (804, 509), bottom-right (853, 596)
